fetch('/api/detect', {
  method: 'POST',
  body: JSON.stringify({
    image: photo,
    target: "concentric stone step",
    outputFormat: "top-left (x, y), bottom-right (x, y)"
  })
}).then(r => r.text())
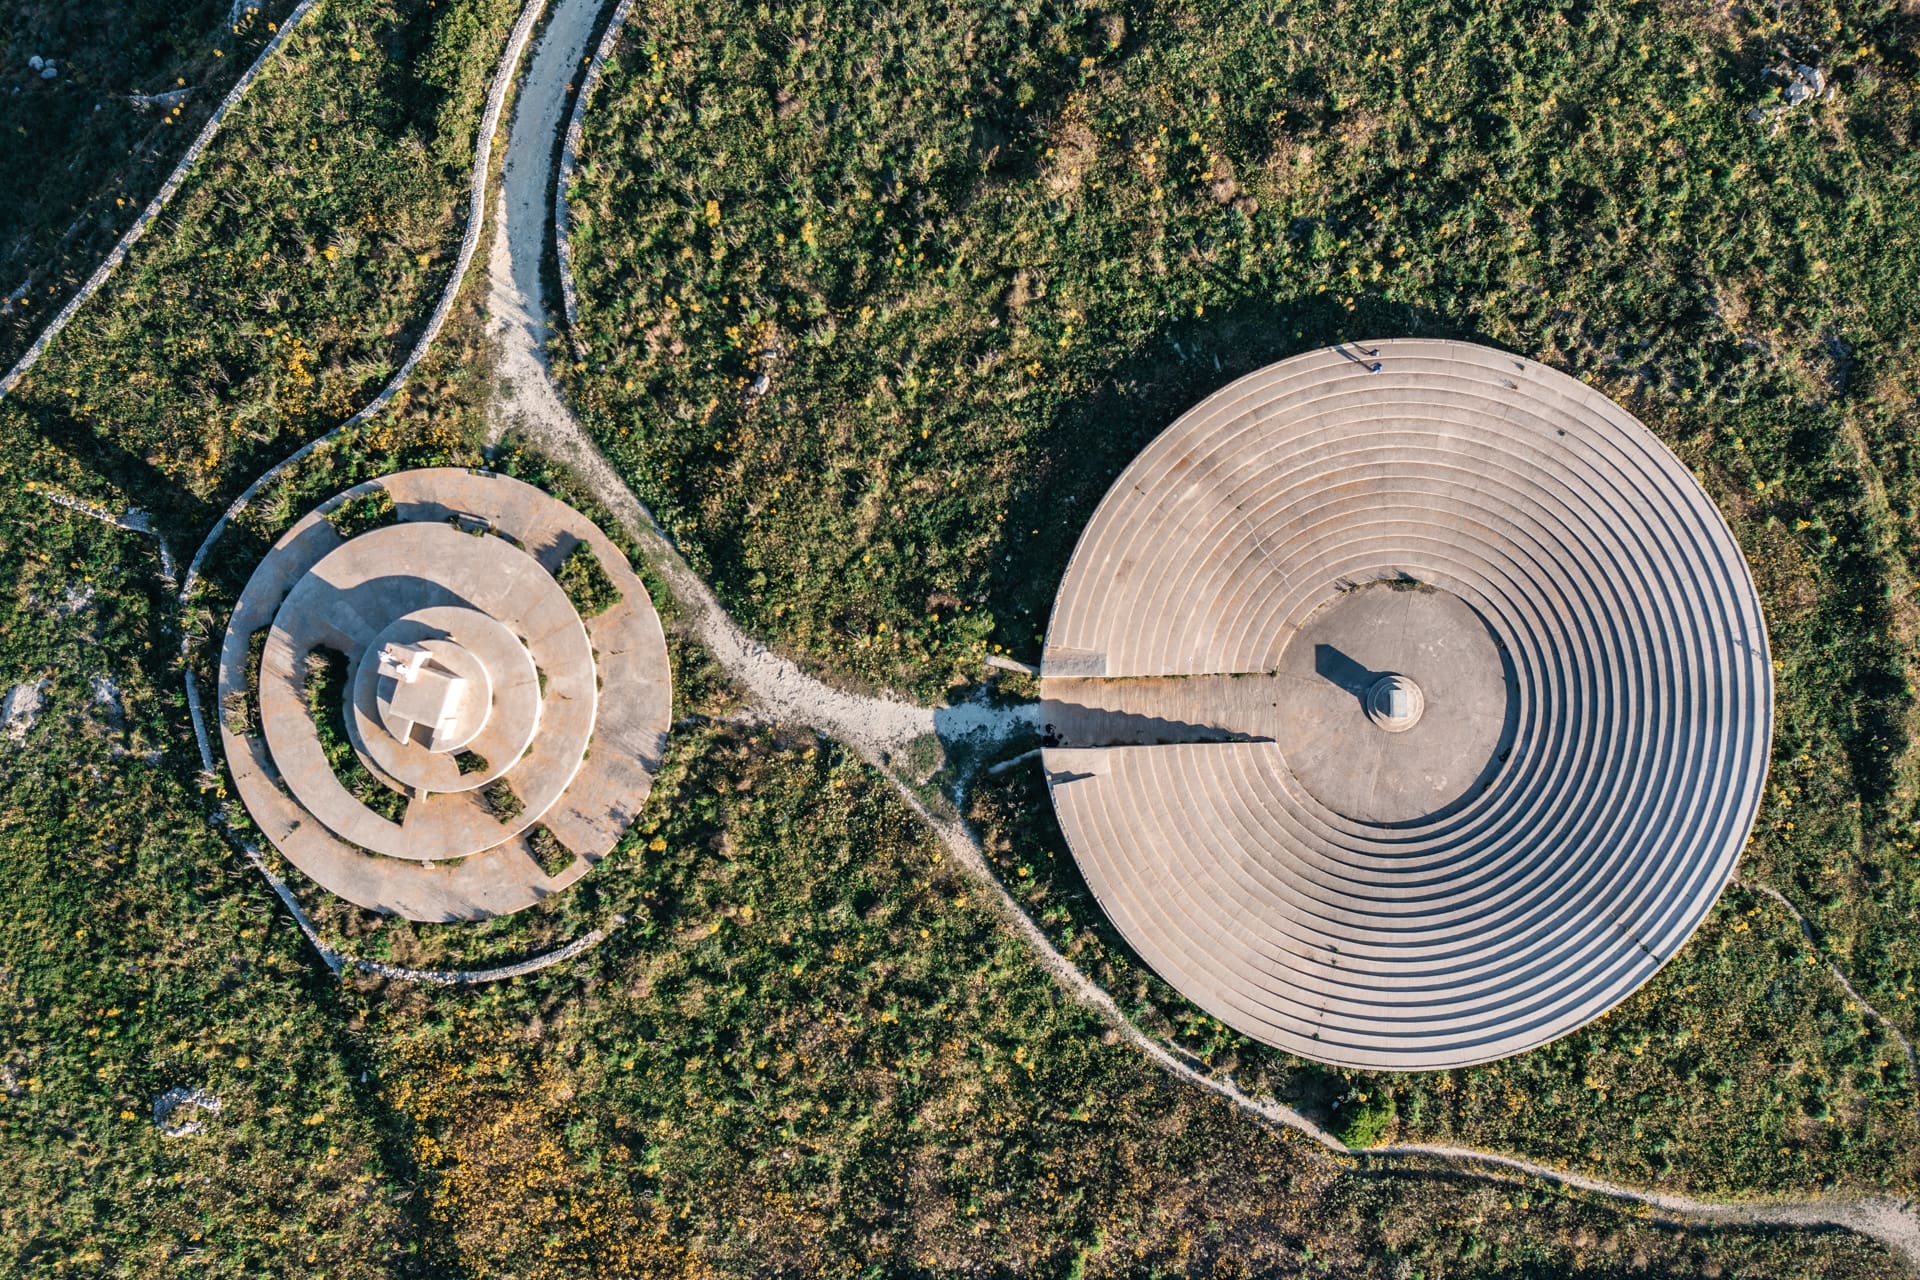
top-left (217, 469), bottom-right (672, 922)
top-left (1039, 340), bottom-right (1771, 1070)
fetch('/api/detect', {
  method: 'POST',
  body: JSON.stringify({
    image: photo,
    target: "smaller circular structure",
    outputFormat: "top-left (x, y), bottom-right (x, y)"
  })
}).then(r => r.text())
top-left (217, 469), bottom-right (673, 921)
top-left (254, 519), bottom-right (599, 863)
top-left (351, 606), bottom-right (541, 794)
top-left (1365, 675), bottom-right (1424, 733)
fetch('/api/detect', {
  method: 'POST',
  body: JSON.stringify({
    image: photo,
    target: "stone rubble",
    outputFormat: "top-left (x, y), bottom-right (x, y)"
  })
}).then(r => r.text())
top-left (1747, 62), bottom-right (1833, 127)
top-left (152, 1087), bottom-right (222, 1138)
top-left (2, 679), bottom-right (49, 744)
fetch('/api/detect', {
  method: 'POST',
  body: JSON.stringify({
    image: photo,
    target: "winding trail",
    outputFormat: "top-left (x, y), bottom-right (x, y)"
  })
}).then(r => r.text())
top-left (1740, 875), bottom-right (1920, 1079)
top-left (489, 0), bottom-right (1025, 758)
top-left (496, 1), bottom-right (1920, 1265)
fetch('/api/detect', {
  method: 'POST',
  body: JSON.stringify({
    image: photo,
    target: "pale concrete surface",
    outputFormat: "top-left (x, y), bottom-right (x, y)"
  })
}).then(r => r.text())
top-left (258, 518), bottom-right (597, 861)
top-left (352, 607), bottom-right (540, 794)
top-left (536, 528), bottom-right (673, 858)
top-left (217, 468), bottom-right (671, 920)
top-left (1040, 583), bottom-right (1515, 825)
top-left (1277, 584), bottom-right (1514, 823)
top-left (1040, 339), bottom-right (1772, 1070)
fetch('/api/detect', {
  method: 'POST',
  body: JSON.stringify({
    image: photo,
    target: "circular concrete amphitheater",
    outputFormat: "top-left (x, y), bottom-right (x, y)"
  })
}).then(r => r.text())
top-left (217, 468), bottom-right (671, 921)
top-left (1039, 339), bottom-right (1772, 1070)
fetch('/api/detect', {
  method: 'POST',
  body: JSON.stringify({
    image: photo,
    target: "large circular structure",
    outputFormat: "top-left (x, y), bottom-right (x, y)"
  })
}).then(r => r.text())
top-left (216, 468), bottom-right (672, 921)
top-left (1039, 339), bottom-right (1772, 1070)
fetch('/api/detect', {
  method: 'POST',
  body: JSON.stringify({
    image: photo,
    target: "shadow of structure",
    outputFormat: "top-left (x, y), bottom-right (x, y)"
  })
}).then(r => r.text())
top-left (1038, 702), bottom-right (1272, 750)
top-left (976, 293), bottom-right (1503, 667)
top-left (1313, 643), bottom-right (1379, 704)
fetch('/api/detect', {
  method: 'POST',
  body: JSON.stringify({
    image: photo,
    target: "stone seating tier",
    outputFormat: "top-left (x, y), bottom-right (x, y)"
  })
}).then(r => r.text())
top-left (1039, 339), bottom-right (1772, 1070)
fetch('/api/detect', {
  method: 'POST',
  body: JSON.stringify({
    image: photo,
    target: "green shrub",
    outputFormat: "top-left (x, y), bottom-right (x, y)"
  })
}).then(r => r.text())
top-left (481, 776), bottom-right (522, 821)
top-left (325, 489), bottom-right (397, 540)
top-left (221, 628), bottom-right (271, 737)
top-left (1334, 1090), bottom-right (1397, 1149)
top-left (554, 540), bottom-right (621, 617)
top-left (527, 825), bottom-right (573, 877)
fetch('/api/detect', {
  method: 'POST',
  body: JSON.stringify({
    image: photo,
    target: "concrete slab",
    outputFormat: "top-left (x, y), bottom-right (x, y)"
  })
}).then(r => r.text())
top-left (1039, 340), bottom-right (1772, 1070)
top-left (258, 519), bottom-right (598, 861)
top-left (217, 468), bottom-right (672, 921)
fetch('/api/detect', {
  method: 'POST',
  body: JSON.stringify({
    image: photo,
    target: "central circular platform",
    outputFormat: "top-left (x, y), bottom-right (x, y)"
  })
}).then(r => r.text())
top-left (1279, 583), bottom-right (1511, 824)
top-left (1364, 675), bottom-right (1423, 733)
top-left (1039, 339), bottom-right (1772, 1070)
top-left (352, 605), bottom-right (541, 794)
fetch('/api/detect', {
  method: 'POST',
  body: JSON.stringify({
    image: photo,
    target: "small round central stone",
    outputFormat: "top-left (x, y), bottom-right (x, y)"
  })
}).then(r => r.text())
top-left (1365, 673), bottom-right (1425, 733)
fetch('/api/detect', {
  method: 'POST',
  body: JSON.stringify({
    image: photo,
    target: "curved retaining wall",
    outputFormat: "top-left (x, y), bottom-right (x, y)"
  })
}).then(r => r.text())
top-left (553, 0), bottom-right (636, 356)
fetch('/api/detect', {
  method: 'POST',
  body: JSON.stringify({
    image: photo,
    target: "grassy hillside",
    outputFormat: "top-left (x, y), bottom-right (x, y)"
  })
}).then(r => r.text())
top-left (564, 0), bottom-right (1919, 700)
top-left (562, 0), bottom-right (1920, 1193)
top-left (0, 1), bottom-right (296, 370)
top-left (351, 718), bottom-right (1904, 1278)
top-left (0, 0), bottom-right (520, 538)
top-left (0, 485), bottom-right (413, 1276)
top-left (0, 0), bottom-right (1911, 1270)
top-left (0, 1), bottom-right (511, 1271)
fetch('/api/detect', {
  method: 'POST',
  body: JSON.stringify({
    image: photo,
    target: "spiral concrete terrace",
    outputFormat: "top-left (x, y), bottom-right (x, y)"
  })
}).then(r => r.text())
top-left (1039, 339), bottom-right (1772, 1071)
top-left (217, 468), bottom-right (671, 921)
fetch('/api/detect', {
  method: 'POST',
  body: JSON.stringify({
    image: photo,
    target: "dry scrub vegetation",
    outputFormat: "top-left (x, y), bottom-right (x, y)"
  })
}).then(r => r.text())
top-left (0, 0), bottom-right (294, 370)
top-left (562, 0), bottom-right (1920, 1205)
top-left (353, 723), bottom-right (1903, 1278)
top-left (0, 0), bottom-right (1916, 1272)
top-left (0, 0), bottom-right (522, 534)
